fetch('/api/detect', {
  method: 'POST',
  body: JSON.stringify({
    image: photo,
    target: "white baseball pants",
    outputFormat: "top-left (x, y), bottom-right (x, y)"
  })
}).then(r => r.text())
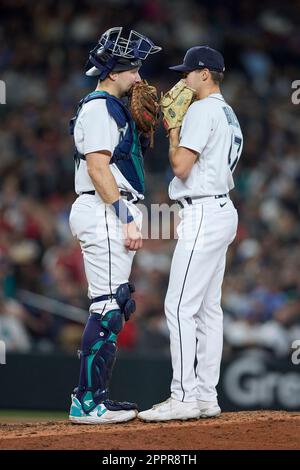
top-left (165, 197), bottom-right (238, 402)
top-left (69, 193), bottom-right (142, 315)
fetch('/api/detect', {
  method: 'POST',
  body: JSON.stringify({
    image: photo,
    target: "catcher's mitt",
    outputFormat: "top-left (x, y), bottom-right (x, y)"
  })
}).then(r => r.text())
top-left (160, 80), bottom-right (196, 132)
top-left (129, 80), bottom-right (160, 147)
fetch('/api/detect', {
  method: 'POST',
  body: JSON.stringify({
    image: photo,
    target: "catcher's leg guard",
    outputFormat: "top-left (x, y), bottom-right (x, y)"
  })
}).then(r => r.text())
top-left (76, 310), bottom-right (123, 414)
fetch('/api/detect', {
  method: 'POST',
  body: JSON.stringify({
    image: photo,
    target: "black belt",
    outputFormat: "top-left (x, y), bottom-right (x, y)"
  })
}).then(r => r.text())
top-left (79, 190), bottom-right (139, 204)
top-left (90, 294), bottom-right (116, 304)
top-left (177, 194), bottom-right (228, 209)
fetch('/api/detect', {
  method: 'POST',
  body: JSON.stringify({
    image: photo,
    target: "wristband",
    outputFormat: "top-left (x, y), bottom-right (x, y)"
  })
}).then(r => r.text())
top-left (112, 198), bottom-right (134, 224)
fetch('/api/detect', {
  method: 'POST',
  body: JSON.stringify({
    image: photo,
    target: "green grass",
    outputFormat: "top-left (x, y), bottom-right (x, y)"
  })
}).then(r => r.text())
top-left (0, 409), bottom-right (67, 420)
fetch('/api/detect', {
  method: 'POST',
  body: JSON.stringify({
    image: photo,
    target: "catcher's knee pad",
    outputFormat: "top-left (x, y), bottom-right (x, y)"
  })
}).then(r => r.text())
top-left (115, 282), bottom-right (136, 321)
top-left (76, 310), bottom-right (123, 413)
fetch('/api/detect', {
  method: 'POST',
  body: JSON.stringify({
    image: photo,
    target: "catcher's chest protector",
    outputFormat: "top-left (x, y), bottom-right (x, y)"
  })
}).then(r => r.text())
top-left (69, 91), bottom-right (145, 194)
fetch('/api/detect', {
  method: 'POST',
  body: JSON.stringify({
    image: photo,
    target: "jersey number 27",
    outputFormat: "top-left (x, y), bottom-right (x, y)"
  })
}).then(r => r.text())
top-left (228, 133), bottom-right (242, 173)
top-left (223, 106), bottom-right (243, 174)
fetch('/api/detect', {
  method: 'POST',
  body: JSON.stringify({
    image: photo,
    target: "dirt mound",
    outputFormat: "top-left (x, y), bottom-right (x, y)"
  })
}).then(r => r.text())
top-left (0, 411), bottom-right (299, 450)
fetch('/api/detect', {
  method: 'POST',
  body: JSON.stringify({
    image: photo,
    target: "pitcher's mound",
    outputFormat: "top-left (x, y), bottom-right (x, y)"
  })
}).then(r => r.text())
top-left (0, 411), bottom-right (299, 450)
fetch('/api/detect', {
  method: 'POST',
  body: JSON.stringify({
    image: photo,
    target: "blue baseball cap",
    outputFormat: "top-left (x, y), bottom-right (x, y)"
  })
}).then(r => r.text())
top-left (169, 46), bottom-right (225, 73)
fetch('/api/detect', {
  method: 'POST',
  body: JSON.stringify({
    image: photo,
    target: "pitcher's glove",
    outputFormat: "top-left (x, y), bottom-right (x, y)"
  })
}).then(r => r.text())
top-left (129, 80), bottom-right (160, 148)
top-left (160, 79), bottom-right (196, 132)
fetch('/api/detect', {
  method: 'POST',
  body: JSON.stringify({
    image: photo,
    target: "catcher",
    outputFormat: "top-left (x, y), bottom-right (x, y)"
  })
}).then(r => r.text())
top-left (68, 27), bottom-right (161, 425)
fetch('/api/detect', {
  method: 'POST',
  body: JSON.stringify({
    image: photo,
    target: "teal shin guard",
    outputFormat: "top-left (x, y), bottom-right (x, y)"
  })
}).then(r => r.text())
top-left (75, 310), bottom-right (123, 414)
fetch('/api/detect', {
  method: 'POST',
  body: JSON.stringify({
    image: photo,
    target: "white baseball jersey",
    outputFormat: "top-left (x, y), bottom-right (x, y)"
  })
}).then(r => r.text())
top-left (74, 99), bottom-right (142, 197)
top-left (169, 93), bottom-right (243, 200)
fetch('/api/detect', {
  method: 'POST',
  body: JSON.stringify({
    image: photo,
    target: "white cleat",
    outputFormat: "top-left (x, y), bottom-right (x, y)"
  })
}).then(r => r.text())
top-left (69, 397), bottom-right (137, 424)
top-left (137, 397), bottom-right (200, 422)
top-left (198, 400), bottom-right (221, 418)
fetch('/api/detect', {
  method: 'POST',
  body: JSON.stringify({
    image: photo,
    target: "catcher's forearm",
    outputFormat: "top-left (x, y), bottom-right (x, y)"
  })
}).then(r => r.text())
top-left (86, 153), bottom-right (120, 204)
top-left (87, 155), bottom-right (135, 223)
top-left (90, 167), bottom-right (120, 204)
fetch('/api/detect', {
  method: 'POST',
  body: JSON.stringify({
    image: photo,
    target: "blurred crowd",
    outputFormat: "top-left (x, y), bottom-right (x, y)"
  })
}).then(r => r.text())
top-left (0, 0), bottom-right (300, 357)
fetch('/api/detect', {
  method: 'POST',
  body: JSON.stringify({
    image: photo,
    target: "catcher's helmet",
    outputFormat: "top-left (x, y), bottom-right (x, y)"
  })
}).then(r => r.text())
top-left (85, 27), bottom-right (161, 80)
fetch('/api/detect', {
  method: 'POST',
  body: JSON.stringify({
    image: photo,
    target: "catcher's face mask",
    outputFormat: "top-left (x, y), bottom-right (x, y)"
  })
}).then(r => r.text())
top-left (86, 27), bottom-right (161, 78)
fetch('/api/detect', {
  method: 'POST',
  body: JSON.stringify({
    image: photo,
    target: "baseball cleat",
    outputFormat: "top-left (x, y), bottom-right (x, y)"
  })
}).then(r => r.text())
top-left (69, 396), bottom-right (138, 424)
top-left (137, 397), bottom-right (200, 422)
top-left (197, 400), bottom-right (221, 418)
